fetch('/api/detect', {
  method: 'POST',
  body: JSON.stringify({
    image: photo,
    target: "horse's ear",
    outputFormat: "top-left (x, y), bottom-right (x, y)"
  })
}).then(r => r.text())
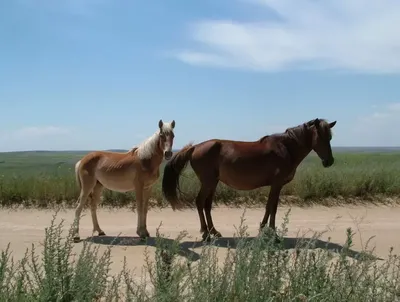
top-left (329, 121), bottom-right (337, 128)
top-left (307, 118), bottom-right (319, 127)
top-left (158, 119), bottom-right (163, 129)
top-left (171, 120), bottom-right (175, 129)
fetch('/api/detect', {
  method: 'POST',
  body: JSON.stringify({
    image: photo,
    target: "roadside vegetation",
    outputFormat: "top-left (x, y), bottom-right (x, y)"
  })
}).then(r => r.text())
top-left (0, 211), bottom-right (399, 301)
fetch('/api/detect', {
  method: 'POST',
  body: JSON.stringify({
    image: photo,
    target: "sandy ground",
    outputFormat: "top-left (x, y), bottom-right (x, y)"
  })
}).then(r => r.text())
top-left (1, 205), bottom-right (400, 277)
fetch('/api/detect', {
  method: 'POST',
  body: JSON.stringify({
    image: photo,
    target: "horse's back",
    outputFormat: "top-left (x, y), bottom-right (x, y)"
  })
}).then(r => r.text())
top-left (191, 138), bottom-right (285, 164)
top-left (192, 139), bottom-right (221, 154)
top-left (77, 150), bottom-right (135, 173)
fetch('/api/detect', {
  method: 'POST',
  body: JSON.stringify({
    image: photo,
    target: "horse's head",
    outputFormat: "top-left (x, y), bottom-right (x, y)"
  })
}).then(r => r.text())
top-left (306, 118), bottom-right (336, 168)
top-left (158, 119), bottom-right (175, 160)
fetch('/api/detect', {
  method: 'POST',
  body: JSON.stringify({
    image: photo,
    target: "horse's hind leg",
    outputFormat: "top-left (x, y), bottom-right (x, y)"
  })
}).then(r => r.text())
top-left (194, 185), bottom-right (209, 241)
top-left (204, 183), bottom-right (221, 238)
top-left (90, 181), bottom-right (105, 236)
top-left (73, 175), bottom-right (96, 243)
top-left (192, 142), bottom-right (222, 242)
top-left (196, 178), bottom-right (219, 242)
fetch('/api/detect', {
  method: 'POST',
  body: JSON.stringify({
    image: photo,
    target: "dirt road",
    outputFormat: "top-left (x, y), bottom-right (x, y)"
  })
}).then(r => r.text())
top-left (1, 205), bottom-right (399, 277)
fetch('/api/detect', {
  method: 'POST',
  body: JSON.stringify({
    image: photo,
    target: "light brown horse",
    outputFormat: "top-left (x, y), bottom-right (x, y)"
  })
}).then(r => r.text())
top-left (73, 119), bottom-right (176, 242)
top-left (162, 118), bottom-right (336, 241)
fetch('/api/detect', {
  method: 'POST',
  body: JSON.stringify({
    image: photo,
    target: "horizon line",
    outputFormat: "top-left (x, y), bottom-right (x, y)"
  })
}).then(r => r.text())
top-left (1, 146), bottom-right (400, 154)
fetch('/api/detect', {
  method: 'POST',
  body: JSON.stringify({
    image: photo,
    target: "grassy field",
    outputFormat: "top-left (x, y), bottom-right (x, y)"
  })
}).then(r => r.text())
top-left (0, 148), bottom-right (400, 208)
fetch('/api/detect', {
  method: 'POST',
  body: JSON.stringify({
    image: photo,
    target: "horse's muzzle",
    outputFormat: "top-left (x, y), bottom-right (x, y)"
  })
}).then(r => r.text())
top-left (322, 157), bottom-right (334, 168)
top-left (164, 151), bottom-right (173, 160)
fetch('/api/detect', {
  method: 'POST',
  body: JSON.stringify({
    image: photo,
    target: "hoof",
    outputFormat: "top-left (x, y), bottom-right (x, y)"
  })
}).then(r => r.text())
top-left (137, 230), bottom-right (150, 240)
top-left (73, 236), bottom-right (81, 243)
top-left (139, 234), bottom-right (150, 242)
top-left (98, 231), bottom-right (106, 236)
top-left (201, 232), bottom-right (211, 242)
top-left (201, 231), bottom-right (222, 242)
top-left (212, 231), bottom-right (222, 238)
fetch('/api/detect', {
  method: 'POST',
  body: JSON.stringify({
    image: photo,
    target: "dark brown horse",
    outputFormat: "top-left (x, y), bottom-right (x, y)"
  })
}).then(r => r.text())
top-left (162, 118), bottom-right (336, 241)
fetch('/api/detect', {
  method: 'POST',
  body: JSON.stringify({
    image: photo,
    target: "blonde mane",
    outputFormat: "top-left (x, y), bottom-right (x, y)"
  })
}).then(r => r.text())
top-left (133, 122), bottom-right (174, 160)
top-left (136, 131), bottom-right (160, 160)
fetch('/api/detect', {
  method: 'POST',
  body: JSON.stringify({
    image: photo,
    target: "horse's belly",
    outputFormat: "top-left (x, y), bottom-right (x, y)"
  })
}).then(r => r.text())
top-left (219, 171), bottom-right (269, 190)
top-left (219, 162), bottom-right (278, 190)
top-left (96, 171), bottom-right (136, 192)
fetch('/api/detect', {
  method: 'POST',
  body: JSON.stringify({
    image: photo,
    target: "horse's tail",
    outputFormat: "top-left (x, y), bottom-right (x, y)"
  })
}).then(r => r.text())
top-left (75, 159), bottom-right (93, 203)
top-left (162, 143), bottom-right (195, 210)
top-left (75, 160), bottom-right (82, 191)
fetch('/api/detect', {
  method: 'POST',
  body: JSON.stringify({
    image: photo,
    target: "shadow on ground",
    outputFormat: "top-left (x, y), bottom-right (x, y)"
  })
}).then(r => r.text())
top-left (86, 234), bottom-right (382, 262)
top-left (86, 235), bottom-right (202, 261)
top-left (190, 236), bottom-right (383, 261)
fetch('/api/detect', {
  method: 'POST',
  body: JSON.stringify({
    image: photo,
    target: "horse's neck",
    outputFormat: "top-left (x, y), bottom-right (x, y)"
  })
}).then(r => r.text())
top-left (152, 148), bottom-right (164, 166)
top-left (147, 136), bottom-right (164, 164)
top-left (138, 141), bottom-right (164, 172)
top-left (284, 129), bottom-right (312, 166)
top-left (137, 133), bottom-right (159, 158)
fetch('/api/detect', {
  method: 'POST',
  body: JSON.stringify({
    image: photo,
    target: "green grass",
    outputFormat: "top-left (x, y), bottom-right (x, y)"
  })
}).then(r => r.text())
top-left (1, 150), bottom-right (400, 208)
top-left (1, 210), bottom-right (400, 301)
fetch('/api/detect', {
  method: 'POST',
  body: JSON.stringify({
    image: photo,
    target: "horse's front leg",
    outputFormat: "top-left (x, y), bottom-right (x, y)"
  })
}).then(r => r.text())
top-left (142, 186), bottom-right (152, 237)
top-left (135, 184), bottom-right (151, 239)
top-left (259, 184), bottom-right (283, 243)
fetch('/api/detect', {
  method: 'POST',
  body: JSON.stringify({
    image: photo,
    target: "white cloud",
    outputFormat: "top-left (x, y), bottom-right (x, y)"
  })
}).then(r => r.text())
top-left (351, 103), bottom-right (400, 146)
top-left (175, 0), bottom-right (400, 73)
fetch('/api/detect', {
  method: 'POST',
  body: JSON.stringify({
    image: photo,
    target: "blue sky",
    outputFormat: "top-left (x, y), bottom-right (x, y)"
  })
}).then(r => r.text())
top-left (1, 0), bottom-right (400, 152)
